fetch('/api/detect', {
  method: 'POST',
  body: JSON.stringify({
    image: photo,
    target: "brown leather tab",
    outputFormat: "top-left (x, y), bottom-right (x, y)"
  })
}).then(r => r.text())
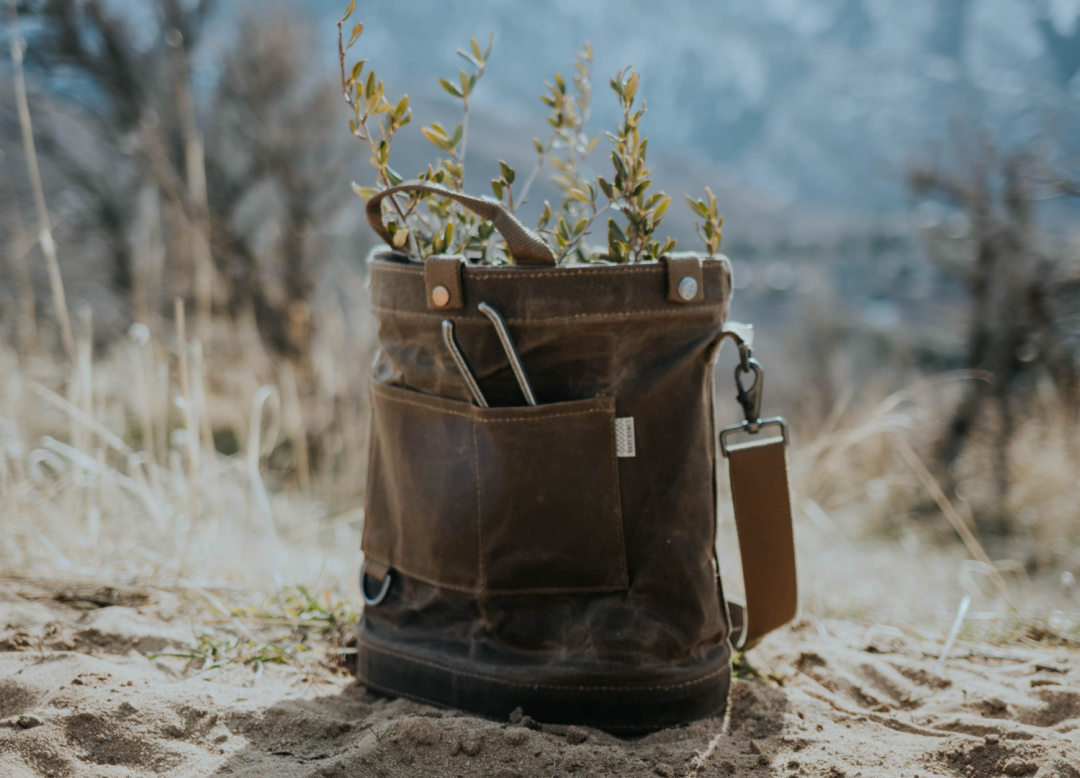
top-left (364, 557), bottom-right (391, 583)
top-left (727, 436), bottom-right (797, 649)
top-left (424, 255), bottom-right (465, 310)
top-left (665, 254), bottom-right (704, 303)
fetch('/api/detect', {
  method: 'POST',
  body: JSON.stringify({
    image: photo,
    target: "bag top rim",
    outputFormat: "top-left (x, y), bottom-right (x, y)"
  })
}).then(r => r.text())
top-left (368, 249), bottom-right (731, 278)
top-left (367, 250), bottom-right (733, 325)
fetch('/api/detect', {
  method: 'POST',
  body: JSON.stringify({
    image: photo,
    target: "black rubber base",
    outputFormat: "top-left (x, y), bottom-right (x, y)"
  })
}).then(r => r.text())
top-left (356, 619), bottom-right (731, 735)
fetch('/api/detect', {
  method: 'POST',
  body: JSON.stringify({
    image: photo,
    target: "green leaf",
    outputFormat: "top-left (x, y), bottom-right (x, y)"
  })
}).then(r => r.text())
top-left (533, 138), bottom-right (545, 154)
top-left (451, 123), bottom-right (463, 147)
top-left (484, 30), bottom-right (493, 61)
top-left (364, 71), bottom-right (376, 99)
top-left (624, 71), bottom-right (639, 104)
top-left (459, 69), bottom-right (471, 98)
top-left (341, 1), bottom-right (355, 22)
top-left (607, 218), bottom-right (627, 243)
top-left (394, 95), bottom-right (410, 116)
top-left (611, 152), bottom-right (628, 182)
top-left (385, 166), bottom-right (403, 185)
top-left (569, 188), bottom-right (591, 204)
top-left (456, 49), bottom-right (481, 67)
top-left (350, 60), bottom-right (366, 82)
top-left (597, 177), bottom-right (615, 200)
top-left (351, 183), bottom-right (379, 202)
top-left (499, 160), bottom-right (515, 184)
top-left (471, 36), bottom-right (483, 60)
top-left (537, 201), bottom-right (552, 230)
top-left (653, 195), bottom-right (671, 219)
top-left (422, 127), bottom-right (455, 153)
top-left (392, 226), bottom-right (410, 248)
top-left (438, 78), bottom-right (464, 98)
top-left (584, 135), bottom-right (600, 155)
top-left (347, 22), bottom-right (364, 48)
top-left (491, 179), bottom-right (504, 199)
top-left (684, 195), bottom-right (708, 218)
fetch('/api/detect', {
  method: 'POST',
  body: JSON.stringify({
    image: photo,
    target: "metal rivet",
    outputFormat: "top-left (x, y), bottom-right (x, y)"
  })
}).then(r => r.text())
top-left (431, 285), bottom-right (450, 307)
top-left (678, 276), bottom-right (698, 301)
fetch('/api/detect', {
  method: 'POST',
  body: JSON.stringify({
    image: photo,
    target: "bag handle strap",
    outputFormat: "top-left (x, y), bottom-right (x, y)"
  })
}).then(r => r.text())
top-left (366, 181), bottom-right (557, 267)
top-left (718, 323), bottom-right (798, 650)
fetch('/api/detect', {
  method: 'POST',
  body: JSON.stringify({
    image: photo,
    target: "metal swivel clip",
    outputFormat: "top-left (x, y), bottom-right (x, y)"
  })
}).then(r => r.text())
top-left (719, 330), bottom-right (789, 457)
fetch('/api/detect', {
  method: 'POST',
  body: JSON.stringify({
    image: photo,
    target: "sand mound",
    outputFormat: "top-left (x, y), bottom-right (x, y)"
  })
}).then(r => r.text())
top-left (1, 591), bottom-right (1078, 777)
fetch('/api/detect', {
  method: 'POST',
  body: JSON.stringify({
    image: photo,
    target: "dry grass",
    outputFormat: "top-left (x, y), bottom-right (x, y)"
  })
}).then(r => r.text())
top-left (0, 314), bottom-right (1077, 662)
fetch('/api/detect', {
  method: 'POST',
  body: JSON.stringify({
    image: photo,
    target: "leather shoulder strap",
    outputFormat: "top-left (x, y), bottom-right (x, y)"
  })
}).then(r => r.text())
top-left (726, 435), bottom-right (798, 650)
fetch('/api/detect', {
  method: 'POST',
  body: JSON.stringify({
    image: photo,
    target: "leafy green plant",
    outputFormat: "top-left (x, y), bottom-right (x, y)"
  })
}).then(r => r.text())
top-left (338, 3), bottom-right (723, 265)
top-left (245, 583), bottom-right (361, 638)
top-left (150, 632), bottom-right (304, 672)
top-left (685, 187), bottom-right (724, 258)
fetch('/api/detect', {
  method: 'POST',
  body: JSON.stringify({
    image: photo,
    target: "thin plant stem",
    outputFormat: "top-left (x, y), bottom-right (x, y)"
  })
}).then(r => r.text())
top-left (169, 31), bottom-right (214, 346)
top-left (9, 1), bottom-right (75, 363)
top-left (176, 298), bottom-right (198, 569)
top-left (892, 434), bottom-right (1008, 596)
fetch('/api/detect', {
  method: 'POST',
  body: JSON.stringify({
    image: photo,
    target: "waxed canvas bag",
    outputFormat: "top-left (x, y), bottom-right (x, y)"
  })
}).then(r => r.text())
top-left (356, 182), bottom-right (797, 733)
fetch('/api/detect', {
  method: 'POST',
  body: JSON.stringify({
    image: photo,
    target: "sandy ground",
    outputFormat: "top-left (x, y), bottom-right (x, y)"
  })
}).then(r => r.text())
top-left (1, 581), bottom-right (1079, 777)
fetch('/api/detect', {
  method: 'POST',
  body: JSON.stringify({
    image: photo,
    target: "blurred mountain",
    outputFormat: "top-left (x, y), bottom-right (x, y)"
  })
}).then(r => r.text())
top-left (281, 0), bottom-right (1080, 217)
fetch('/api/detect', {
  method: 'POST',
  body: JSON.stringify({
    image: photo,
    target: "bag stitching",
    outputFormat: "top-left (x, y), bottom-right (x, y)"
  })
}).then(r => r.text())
top-left (357, 636), bottom-right (728, 691)
top-left (372, 384), bottom-right (612, 422)
top-left (360, 554), bottom-right (477, 593)
top-left (369, 305), bottom-right (724, 324)
top-left (358, 555), bottom-right (632, 595)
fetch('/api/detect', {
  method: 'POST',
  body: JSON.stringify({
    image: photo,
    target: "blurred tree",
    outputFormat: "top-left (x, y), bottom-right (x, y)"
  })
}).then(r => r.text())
top-left (908, 139), bottom-right (1080, 524)
top-left (2, 0), bottom-right (343, 357)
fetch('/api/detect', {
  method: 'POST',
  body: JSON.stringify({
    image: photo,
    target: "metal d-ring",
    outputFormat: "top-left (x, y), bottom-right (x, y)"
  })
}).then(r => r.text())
top-left (360, 562), bottom-right (392, 606)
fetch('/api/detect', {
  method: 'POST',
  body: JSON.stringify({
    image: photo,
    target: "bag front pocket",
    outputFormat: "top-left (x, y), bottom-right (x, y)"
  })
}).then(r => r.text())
top-left (363, 381), bottom-right (628, 595)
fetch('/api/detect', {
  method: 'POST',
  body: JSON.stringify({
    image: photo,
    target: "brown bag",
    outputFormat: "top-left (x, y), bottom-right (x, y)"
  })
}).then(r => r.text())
top-left (356, 182), bottom-right (797, 733)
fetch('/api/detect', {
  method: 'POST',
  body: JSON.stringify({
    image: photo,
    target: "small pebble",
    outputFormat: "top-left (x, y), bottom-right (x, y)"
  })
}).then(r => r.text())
top-left (504, 727), bottom-right (529, 746)
top-left (566, 726), bottom-right (589, 745)
top-left (17, 715), bottom-right (44, 729)
top-left (1003, 758), bottom-right (1033, 776)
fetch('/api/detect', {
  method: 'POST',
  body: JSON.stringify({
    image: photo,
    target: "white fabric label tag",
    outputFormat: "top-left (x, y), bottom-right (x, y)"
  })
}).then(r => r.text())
top-left (615, 417), bottom-right (636, 458)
